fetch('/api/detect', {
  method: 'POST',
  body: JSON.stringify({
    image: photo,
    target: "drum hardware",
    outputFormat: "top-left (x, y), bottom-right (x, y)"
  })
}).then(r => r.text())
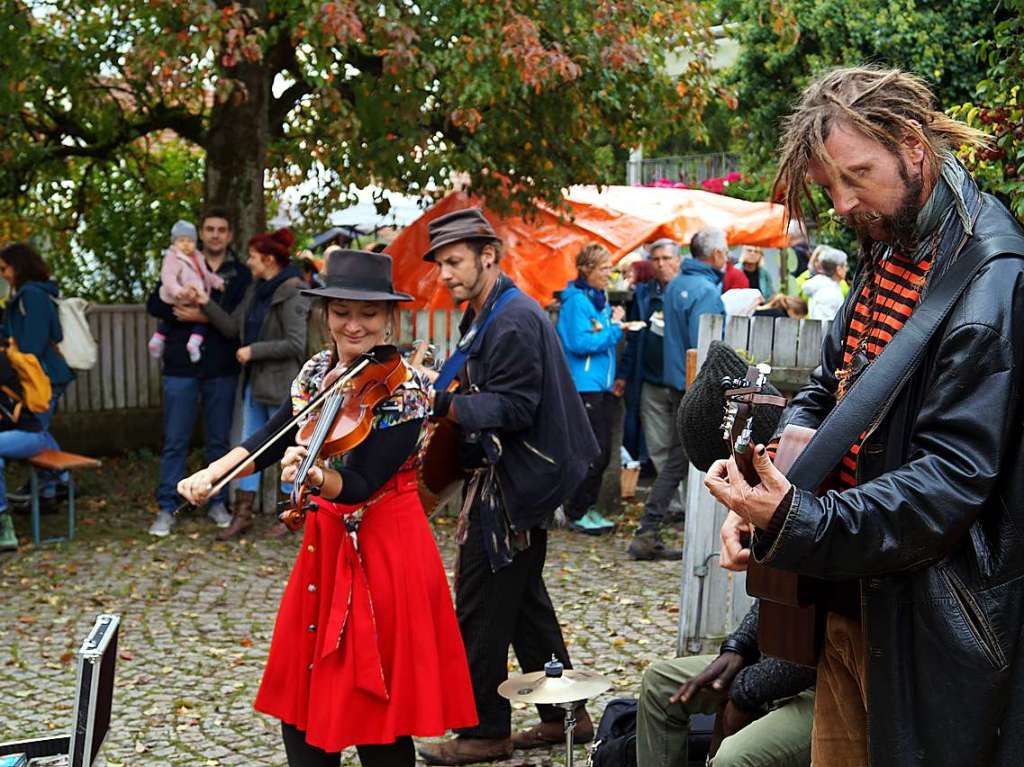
top-left (498, 656), bottom-right (612, 767)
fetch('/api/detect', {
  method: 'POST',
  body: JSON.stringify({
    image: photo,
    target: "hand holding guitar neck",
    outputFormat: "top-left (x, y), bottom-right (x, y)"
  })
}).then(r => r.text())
top-left (407, 339), bottom-right (440, 384)
top-left (704, 365), bottom-right (790, 532)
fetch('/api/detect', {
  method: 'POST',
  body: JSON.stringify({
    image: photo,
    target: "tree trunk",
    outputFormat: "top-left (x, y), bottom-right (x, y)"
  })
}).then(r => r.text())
top-left (204, 57), bottom-right (271, 249)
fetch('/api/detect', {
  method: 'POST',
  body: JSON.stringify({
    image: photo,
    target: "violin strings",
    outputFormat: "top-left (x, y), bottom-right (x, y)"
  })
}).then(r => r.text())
top-left (198, 357), bottom-right (372, 506)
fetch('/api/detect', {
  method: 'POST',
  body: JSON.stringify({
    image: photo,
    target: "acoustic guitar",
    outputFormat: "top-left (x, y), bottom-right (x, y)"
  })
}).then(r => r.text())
top-left (721, 365), bottom-right (824, 667)
top-left (407, 341), bottom-right (468, 515)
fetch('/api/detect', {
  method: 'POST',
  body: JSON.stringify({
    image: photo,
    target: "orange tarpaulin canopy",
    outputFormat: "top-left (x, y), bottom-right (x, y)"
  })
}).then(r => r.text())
top-left (386, 186), bottom-right (790, 309)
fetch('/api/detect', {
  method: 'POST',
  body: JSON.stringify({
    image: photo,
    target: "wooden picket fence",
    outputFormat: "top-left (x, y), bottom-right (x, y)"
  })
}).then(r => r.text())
top-left (60, 305), bottom-right (463, 414)
top-left (677, 313), bottom-right (829, 655)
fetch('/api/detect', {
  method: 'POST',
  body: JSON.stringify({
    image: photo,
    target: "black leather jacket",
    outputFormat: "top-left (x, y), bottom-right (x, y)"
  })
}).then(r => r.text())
top-left (755, 195), bottom-right (1024, 765)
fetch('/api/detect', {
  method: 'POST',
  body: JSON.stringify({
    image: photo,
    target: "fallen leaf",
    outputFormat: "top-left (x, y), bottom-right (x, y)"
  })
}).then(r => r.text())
top-left (60, 651), bottom-right (75, 665)
top-left (240, 638), bottom-right (253, 648)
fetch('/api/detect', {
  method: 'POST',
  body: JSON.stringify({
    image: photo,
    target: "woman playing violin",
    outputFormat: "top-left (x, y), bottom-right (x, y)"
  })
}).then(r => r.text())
top-left (177, 250), bottom-right (477, 767)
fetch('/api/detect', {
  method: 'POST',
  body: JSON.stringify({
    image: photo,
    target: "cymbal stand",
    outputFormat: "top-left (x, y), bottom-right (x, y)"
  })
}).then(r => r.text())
top-left (555, 699), bottom-right (586, 767)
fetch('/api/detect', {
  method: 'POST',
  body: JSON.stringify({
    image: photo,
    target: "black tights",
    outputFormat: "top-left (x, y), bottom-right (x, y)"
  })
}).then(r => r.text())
top-left (281, 722), bottom-right (415, 767)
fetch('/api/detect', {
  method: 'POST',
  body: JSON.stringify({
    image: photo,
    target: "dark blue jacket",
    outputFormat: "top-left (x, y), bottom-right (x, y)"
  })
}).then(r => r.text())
top-left (663, 259), bottom-right (725, 390)
top-left (146, 253), bottom-right (251, 379)
top-left (618, 280), bottom-right (661, 403)
top-left (3, 280), bottom-right (74, 388)
top-left (618, 280), bottom-right (663, 460)
top-left (452, 279), bottom-right (599, 530)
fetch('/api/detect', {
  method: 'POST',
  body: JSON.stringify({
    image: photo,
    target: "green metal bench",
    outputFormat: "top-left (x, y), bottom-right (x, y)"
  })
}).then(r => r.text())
top-left (28, 450), bottom-right (101, 545)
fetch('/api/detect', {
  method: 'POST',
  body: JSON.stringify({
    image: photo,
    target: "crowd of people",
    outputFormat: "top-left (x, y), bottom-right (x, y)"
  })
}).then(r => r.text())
top-left (555, 225), bottom-right (851, 562)
top-left (5, 63), bottom-right (1024, 767)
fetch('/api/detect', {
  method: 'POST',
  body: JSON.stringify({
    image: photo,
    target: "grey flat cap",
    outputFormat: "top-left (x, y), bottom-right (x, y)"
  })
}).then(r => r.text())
top-left (423, 208), bottom-right (501, 262)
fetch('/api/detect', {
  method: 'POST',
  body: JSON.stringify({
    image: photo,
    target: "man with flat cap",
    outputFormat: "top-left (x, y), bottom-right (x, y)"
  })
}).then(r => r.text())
top-left (416, 208), bottom-right (600, 765)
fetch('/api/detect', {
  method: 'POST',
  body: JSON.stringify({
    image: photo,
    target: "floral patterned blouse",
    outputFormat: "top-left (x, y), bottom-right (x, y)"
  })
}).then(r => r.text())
top-left (290, 350), bottom-right (431, 476)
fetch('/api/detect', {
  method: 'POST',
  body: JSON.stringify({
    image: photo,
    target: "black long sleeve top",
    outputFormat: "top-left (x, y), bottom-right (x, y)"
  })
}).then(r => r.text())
top-left (240, 399), bottom-right (423, 505)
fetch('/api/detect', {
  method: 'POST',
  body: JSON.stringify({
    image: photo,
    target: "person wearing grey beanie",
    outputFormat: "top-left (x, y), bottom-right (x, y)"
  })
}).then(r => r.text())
top-left (148, 219), bottom-right (224, 365)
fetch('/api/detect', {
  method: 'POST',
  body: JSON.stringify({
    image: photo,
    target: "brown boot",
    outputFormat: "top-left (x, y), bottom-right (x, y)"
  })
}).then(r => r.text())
top-left (217, 491), bottom-right (255, 541)
top-left (512, 708), bottom-right (594, 749)
top-left (417, 737), bottom-right (513, 765)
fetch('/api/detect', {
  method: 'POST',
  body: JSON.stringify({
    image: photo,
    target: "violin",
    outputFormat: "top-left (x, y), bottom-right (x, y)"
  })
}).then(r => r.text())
top-left (279, 345), bottom-right (408, 532)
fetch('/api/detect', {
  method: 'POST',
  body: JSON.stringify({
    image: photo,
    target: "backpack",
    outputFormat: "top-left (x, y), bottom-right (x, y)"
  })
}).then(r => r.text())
top-left (589, 698), bottom-right (716, 767)
top-left (591, 699), bottom-right (637, 767)
top-left (50, 296), bottom-right (98, 370)
top-left (5, 339), bottom-right (52, 413)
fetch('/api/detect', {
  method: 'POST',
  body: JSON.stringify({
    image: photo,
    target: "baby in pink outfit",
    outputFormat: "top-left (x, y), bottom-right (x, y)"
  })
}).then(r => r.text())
top-left (148, 220), bottom-right (224, 362)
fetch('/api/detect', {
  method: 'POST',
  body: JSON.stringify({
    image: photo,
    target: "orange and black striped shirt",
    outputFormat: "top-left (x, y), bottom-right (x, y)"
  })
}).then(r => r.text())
top-left (834, 250), bottom-right (934, 488)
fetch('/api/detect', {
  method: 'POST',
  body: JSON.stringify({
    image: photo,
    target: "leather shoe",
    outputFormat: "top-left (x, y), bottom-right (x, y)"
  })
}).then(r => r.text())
top-left (417, 737), bottom-right (513, 765)
top-left (512, 709), bottom-right (594, 750)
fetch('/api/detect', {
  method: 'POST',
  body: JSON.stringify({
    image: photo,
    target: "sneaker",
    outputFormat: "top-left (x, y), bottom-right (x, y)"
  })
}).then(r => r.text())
top-left (207, 502), bottom-right (232, 528)
top-left (569, 508), bottom-right (615, 536)
top-left (0, 512), bottom-right (17, 551)
top-left (8, 481), bottom-right (70, 505)
top-left (148, 511), bottom-right (176, 537)
top-left (585, 507), bottom-right (616, 530)
top-left (628, 532), bottom-right (682, 561)
top-left (12, 496), bottom-right (60, 516)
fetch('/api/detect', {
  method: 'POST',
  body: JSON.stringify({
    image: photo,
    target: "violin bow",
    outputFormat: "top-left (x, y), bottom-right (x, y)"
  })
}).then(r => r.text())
top-left (174, 353), bottom-right (375, 515)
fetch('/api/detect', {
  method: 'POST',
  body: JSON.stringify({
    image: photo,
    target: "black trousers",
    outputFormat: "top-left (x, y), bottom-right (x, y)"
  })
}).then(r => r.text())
top-left (567, 391), bottom-right (615, 521)
top-left (455, 507), bottom-right (572, 738)
top-left (281, 722), bottom-right (414, 767)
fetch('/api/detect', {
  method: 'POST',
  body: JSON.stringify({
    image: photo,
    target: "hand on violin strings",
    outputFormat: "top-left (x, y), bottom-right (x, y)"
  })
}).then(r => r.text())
top-left (177, 467), bottom-right (218, 506)
top-left (704, 445), bottom-right (790, 531)
top-left (321, 363), bottom-right (346, 392)
top-left (281, 445), bottom-right (323, 487)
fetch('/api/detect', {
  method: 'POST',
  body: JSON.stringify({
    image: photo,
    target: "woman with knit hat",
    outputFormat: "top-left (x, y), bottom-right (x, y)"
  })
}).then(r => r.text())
top-left (195, 227), bottom-right (310, 539)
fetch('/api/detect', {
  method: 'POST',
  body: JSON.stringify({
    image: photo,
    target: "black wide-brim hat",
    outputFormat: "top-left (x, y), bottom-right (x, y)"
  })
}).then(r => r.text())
top-left (423, 207), bottom-right (501, 262)
top-left (677, 341), bottom-right (784, 472)
top-left (300, 249), bottom-right (413, 302)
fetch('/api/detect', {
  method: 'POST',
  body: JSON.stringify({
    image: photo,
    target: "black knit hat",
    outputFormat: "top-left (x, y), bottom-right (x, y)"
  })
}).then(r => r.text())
top-left (677, 341), bottom-right (784, 472)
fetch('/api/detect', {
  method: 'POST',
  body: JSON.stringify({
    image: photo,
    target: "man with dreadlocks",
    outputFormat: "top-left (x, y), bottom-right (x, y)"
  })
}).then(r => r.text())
top-left (704, 65), bottom-right (1024, 766)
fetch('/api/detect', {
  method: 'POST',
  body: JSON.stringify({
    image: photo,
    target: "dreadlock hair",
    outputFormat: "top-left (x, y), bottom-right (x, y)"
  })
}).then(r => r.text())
top-left (772, 65), bottom-right (990, 230)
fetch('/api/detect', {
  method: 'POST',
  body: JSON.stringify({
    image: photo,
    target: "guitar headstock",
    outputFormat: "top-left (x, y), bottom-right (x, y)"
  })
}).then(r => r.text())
top-left (407, 339), bottom-right (440, 370)
top-left (721, 363), bottom-right (775, 485)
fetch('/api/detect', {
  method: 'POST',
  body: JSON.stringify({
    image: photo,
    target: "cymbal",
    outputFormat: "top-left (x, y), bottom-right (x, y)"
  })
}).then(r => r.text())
top-left (498, 668), bottom-right (612, 705)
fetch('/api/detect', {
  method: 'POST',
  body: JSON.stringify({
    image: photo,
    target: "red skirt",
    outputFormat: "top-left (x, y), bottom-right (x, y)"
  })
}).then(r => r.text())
top-left (254, 470), bottom-right (477, 751)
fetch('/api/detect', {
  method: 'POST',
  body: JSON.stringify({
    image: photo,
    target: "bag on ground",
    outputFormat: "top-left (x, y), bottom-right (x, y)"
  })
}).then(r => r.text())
top-left (589, 697), bottom-right (716, 767)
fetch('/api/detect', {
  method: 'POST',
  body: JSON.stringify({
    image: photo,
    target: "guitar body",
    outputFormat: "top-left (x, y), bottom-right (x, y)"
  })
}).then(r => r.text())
top-left (742, 424), bottom-right (824, 667)
top-left (417, 417), bottom-right (468, 515)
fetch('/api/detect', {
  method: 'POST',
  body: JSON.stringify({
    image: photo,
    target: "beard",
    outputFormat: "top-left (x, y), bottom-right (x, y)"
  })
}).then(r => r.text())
top-left (845, 165), bottom-right (924, 256)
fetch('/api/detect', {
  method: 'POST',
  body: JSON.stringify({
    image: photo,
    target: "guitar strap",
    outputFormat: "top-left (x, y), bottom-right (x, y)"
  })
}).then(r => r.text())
top-left (432, 286), bottom-right (521, 393)
top-left (785, 233), bottom-right (1024, 491)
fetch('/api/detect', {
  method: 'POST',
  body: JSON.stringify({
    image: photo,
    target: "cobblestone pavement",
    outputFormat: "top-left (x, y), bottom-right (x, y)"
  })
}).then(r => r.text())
top-left (0, 455), bottom-right (684, 766)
